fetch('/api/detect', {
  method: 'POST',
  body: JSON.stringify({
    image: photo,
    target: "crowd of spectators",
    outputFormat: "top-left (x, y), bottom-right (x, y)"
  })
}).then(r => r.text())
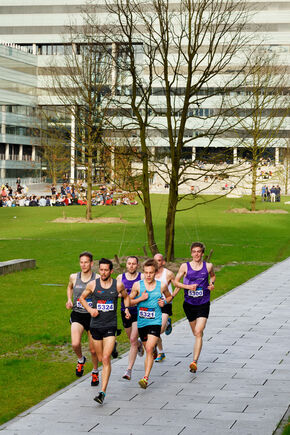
top-left (0, 179), bottom-right (138, 207)
top-left (261, 185), bottom-right (281, 202)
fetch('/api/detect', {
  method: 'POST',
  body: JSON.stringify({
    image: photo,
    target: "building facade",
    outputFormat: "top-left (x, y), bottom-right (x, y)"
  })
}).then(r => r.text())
top-left (0, 0), bottom-right (289, 183)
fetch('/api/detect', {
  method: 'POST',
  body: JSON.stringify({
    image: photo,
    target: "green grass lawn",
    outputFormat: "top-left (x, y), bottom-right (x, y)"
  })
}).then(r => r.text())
top-left (1, 194), bottom-right (290, 424)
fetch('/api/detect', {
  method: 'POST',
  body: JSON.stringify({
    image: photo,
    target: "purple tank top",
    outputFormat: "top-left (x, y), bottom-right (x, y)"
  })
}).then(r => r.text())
top-left (121, 272), bottom-right (141, 313)
top-left (183, 261), bottom-right (210, 305)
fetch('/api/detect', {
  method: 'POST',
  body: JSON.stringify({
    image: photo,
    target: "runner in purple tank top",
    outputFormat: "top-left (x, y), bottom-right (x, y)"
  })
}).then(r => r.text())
top-left (117, 256), bottom-right (144, 381)
top-left (173, 242), bottom-right (216, 373)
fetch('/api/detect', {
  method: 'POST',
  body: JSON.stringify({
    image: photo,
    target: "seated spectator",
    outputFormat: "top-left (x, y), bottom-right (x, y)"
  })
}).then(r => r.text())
top-left (39, 196), bottom-right (46, 207)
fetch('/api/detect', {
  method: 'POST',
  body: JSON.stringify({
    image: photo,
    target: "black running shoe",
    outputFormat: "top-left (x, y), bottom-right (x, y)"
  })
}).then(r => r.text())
top-left (94, 392), bottom-right (105, 404)
top-left (75, 356), bottom-right (86, 377)
top-left (91, 372), bottom-right (99, 386)
top-left (112, 342), bottom-right (118, 359)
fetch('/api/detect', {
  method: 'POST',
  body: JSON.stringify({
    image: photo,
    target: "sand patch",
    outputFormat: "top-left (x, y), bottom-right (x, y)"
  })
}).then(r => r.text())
top-left (226, 208), bottom-right (288, 214)
top-left (52, 217), bottom-right (128, 224)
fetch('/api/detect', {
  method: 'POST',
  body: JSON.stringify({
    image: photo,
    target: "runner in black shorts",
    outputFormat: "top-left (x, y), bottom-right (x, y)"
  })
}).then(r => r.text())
top-left (66, 251), bottom-right (100, 386)
top-left (117, 256), bottom-right (144, 381)
top-left (79, 258), bottom-right (131, 404)
top-left (153, 254), bottom-right (175, 362)
top-left (173, 242), bottom-right (215, 373)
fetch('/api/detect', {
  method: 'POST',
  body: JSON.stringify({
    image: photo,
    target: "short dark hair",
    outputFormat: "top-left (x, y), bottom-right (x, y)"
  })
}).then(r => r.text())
top-left (99, 257), bottom-right (113, 270)
top-left (79, 251), bottom-right (93, 262)
top-left (127, 256), bottom-right (139, 263)
top-left (190, 242), bottom-right (205, 253)
top-left (143, 258), bottom-right (158, 272)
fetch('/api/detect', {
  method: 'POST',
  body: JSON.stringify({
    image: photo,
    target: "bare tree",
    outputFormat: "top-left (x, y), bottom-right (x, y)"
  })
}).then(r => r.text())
top-left (44, 20), bottom-right (114, 219)
top-left (92, 0), bottom-right (254, 259)
top-left (228, 52), bottom-right (289, 211)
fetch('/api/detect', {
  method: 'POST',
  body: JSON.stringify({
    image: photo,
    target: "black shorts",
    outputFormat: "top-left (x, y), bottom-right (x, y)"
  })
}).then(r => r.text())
top-left (161, 303), bottom-right (172, 316)
top-left (121, 310), bottom-right (138, 329)
top-left (183, 301), bottom-right (210, 322)
top-left (138, 324), bottom-right (161, 342)
top-left (90, 327), bottom-right (117, 340)
top-left (70, 311), bottom-right (91, 332)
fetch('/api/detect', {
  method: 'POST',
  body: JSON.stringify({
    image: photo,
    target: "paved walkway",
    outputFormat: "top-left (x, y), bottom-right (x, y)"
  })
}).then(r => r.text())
top-left (1, 259), bottom-right (290, 435)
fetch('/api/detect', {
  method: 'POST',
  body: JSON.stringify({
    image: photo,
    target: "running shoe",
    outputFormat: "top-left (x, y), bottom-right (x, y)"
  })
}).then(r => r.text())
top-left (112, 341), bottom-right (118, 359)
top-left (165, 317), bottom-right (172, 335)
top-left (122, 369), bottom-right (132, 380)
top-left (75, 356), bottom-right (86, 377)
top-left (137, 338), bottom-right (144, 357)
top-left (189, 361), bottom-right (197, 373)
top-left (153, 346), bottom-right (158, 360)
top-left (94, 392), bottom-right (106, 404)
top-left (155, 353), bottom-right (166, 362)
top-left (91, 371), bottom-right (99, 386)
top-left (138, 376), bottom-right (148, 389)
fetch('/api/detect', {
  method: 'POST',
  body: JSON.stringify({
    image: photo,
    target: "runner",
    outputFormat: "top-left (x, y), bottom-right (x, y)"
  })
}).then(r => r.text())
top-left (117, 256), bottom-right (144, 381)
top-left (173, 242), bottom-right (215, 373)
top-left (66, 251), bottom-right (100, 386)
top-left (130, 259), bottom-right (173, 389)
top-left (79, 258), bottom-right (130, 404)
top-left (153, 253), bottom-right (175, 362)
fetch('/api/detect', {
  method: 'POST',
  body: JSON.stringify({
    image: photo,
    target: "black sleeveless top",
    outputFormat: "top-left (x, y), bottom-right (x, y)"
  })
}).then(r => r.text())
top-left (90, 278), bottom-right (118, 329)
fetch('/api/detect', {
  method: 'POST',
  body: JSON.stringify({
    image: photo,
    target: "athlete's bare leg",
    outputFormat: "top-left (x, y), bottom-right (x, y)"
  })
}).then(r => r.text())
top-left (143, 335), bottom-right (159, 378)
top-left (157, 313), bottom-right (169, 352)
top-left (71, 322), bottom-right (85, 359)
top-left (125, 322), bottom-right (139, 370)
top-left (88, 331), bottom-right (98, 370)
top-left (189, 317), bottom-right (208, 361)
top-left (93, 336), bottom-right (115, 393)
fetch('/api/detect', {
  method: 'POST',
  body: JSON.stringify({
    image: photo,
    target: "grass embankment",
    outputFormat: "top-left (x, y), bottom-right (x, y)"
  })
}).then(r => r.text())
top-left (1, 195), bottom-right (290, 424)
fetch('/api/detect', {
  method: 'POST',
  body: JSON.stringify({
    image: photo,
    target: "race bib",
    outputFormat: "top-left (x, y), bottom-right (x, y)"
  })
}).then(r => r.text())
top-left (188, 287), bottom-right (203, 298)
top-left (96, 302), bottom-right (114, 312)
top-left (76, 298), bottom-right (93, 308)
top-left (139, 307), bottom-right (155, 319)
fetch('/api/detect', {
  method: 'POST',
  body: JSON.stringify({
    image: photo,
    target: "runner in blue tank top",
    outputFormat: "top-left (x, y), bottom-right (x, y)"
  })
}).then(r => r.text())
top-left (117, 256), bottom-right (144, 381)
top-left (173, 242), bottom-right (216, 374)
top-left (129, 258), bottom-right (173, 389)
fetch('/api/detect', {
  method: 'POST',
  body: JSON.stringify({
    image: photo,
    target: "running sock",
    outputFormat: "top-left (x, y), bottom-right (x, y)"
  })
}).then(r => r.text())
top-left (159, 348), bottom-right (164, 354)
top-left (100, 391), bottom-right (106, 396)
top-left (92, 369), bottom-right (99, 374)
top-left (78, 356), bottom-right (85, 364)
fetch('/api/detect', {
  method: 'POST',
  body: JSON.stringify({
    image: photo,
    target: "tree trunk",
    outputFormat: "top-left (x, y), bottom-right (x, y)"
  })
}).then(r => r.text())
top-left (141, 146), bottom-right (158, 256)
top-left (165, 164), bottom-right (179, 261)
top-left (86, 152), bottom-right (92, 220)
top-left (250, 160), bottom-right (258, 212)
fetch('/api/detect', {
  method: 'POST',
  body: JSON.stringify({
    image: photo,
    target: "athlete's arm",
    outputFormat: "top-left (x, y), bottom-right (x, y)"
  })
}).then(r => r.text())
top-left (66, 273), bottom-right (75, 309)
top-left (79, 281), bottom-right (99, 317)
top-left (130, 281), bottom-right (148, 305)
top-left (117, 281), bottom-right (131, 319)
top-left (207, 263), bottom-right (216, 291)
top-left (159, 282), bottom-right (173, 306)
top-left (116, 273), bottom-right (123, 298)
top-left (173, 263), bottom-right (197, 295)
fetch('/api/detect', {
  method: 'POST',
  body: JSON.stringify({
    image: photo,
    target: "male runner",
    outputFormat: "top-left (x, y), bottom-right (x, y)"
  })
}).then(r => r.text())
top-left (117, 256), bottom-right (144, 381)
top-left (153, 253), bottom-right (175, 362)
top-left (130, 259), bottom-right (173, 389)
top-left (79, 258), bottom-right (130, 404)
top-left (173, 242), bottom-right (215, 373)
top-left (66, 251), bottom-right (100, 386)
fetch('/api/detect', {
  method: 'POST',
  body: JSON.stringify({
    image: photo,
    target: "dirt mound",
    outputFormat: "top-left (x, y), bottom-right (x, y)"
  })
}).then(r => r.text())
top-left (52, 217), bottom-right (128, 224)
top-left (227, 208), bottom-right (288, 214)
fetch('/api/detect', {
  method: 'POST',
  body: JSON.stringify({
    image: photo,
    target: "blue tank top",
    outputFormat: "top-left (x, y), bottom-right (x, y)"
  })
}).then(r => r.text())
top-left (183, 261), bottom-right (210, 306)
top-left (137, 280), bottom-right (162, 328)
top-left (121, 272), bottom-right (141, 313)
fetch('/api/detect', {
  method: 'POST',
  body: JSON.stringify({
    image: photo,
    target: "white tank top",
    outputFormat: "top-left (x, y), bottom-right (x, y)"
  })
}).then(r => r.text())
top-left (157, 268), bottom-right (173, 299)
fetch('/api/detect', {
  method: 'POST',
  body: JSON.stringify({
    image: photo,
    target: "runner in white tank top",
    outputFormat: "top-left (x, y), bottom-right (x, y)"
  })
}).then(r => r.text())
top-left (154, 253), bottom-right (176, 362)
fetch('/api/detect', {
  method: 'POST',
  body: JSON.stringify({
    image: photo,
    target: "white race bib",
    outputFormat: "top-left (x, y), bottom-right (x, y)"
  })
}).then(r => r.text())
top-left (96, 302), bottom-right (114, 312)
top-left (76, 298), bottom-right (92, 308)
top-left (139, 307), bottom-right (155, 319)
top-left (188, 288), bottom-right (203, 298)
